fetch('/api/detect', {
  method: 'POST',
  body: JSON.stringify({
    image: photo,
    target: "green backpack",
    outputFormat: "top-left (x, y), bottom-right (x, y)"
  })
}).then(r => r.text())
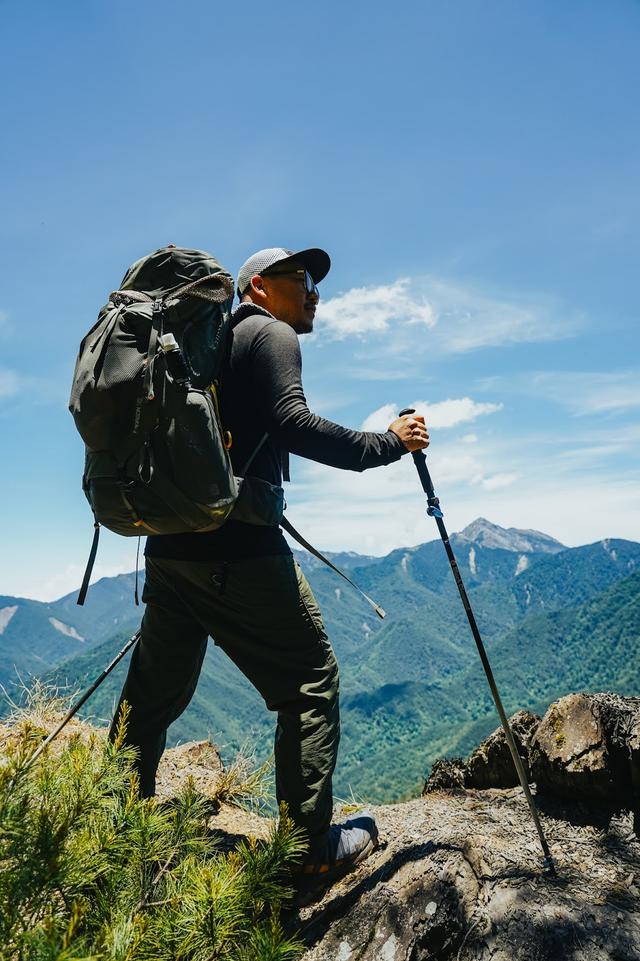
top-left (70, 245), bottom-right (243, 603)
top-left (70, 244), bottom-right (386, 620)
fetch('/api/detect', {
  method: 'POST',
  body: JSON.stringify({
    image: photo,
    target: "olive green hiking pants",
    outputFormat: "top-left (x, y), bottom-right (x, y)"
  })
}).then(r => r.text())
top-left (110, 554), bottom-right (340, 846)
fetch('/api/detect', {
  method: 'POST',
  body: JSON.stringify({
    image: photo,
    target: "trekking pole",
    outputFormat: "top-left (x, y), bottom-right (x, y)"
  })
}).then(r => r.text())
top-left (22, 630), bottom-right (141, 773)
top-left (399, 408), bottom-right (556, 875)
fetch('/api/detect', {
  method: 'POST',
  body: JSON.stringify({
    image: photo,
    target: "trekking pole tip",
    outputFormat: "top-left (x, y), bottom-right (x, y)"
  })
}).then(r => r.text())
top-left (543, 854), bottom-right (557, 876)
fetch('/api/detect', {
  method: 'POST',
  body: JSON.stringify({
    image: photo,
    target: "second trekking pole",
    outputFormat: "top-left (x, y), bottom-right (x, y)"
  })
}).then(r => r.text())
top-left (23, 630), bottom-right (141, 773)
top-left (399, 407), bottom-right (556, 875)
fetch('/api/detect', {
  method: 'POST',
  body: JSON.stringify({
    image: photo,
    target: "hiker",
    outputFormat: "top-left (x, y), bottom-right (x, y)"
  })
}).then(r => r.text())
top-left (109, 246), bottom-right (429, 900)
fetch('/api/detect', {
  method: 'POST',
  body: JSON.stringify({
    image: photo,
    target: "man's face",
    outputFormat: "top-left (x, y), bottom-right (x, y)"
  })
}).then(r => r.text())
top-left (250, 265), bottom-right (320, 334)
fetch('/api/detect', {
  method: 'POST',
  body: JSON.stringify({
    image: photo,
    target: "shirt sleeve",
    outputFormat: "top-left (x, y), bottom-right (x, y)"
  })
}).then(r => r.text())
top-left (248, 320), bottom-right (407, 471)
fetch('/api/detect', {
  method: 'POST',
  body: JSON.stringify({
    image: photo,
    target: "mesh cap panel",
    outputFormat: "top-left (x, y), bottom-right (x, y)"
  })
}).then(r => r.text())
top-left (236, 249), bottom-right (293, 297)
top-left (236, 247), bottom-right (330, 297)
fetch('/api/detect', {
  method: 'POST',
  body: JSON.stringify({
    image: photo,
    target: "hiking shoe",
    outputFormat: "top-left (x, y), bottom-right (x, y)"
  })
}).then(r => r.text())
top-left (292, 810), bottom-right (379, 907)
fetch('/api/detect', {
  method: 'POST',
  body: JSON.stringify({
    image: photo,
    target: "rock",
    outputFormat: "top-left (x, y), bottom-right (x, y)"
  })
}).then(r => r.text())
top-left (531, 694), bottom-right (612, 801)
top-left (156, 739), bottom-right (223, 801)
top-left (423, 711), bottom-right (541, 793)
top-left (466, 710), bottom-right (540, 789)
top-left (424, 756), bottom-right (468, 792)
top-left (297, 790), bottom-right (640, 960)
top-left (530, 693), bottom-right (640, 830)
top-left (424, 694), bottom-right (640, 833)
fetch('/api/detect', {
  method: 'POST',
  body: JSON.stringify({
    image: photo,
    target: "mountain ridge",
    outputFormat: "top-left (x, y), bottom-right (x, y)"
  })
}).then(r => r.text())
top-left (455, 516), bottom-right (566, 554)
top-left (3, 518), bottom-right (639, 803)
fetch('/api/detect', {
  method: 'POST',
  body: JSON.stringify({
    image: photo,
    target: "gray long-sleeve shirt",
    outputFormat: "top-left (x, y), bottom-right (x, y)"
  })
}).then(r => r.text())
top-left (146, 304), bottom-right (406, 561)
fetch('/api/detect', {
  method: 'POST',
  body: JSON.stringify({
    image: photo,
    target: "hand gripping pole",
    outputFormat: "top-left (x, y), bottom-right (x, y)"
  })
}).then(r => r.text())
top-left (399, 408), bottom-right (556, 875)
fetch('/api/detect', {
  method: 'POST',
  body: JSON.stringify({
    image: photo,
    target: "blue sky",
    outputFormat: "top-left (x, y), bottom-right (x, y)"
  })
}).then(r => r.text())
top-left (1, 0), bottom-right (639, 600)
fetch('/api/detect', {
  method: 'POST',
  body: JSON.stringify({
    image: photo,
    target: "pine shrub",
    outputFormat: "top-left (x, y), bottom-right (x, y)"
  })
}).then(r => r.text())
top-left (0, 702), bottom-right (305, 960)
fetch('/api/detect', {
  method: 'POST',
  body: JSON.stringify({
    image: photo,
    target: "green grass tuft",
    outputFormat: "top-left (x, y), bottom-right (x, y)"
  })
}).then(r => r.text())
top-left (0, 700), bottom-right (306, 961)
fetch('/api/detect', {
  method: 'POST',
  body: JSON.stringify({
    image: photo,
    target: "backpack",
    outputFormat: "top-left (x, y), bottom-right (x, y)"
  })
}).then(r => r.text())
top-left (69, 245), bottom-right (242, 603)
top-left (70, 244), bottom-right (386, 620)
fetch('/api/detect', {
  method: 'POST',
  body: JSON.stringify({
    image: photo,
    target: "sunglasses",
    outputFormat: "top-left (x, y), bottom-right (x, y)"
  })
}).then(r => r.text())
top-left (261, 265), bottom-right (319, 297)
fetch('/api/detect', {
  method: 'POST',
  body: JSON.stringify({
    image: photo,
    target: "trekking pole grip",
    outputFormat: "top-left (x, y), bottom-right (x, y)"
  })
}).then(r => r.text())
top-left (398, 408), bottom-right (438, 507)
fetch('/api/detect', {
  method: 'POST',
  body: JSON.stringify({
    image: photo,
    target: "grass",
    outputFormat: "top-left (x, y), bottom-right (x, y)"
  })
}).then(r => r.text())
top-left (0, 690), bottom-right (307, 961)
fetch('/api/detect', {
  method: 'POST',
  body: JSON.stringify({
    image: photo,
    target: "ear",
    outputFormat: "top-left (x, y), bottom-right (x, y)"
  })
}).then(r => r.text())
top-left (248, 274), bottom-right (268, 302)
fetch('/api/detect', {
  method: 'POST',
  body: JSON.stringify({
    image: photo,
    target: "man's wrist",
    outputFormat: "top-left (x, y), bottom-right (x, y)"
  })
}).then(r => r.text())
top-left (384, 429), bottom-right (408, 457)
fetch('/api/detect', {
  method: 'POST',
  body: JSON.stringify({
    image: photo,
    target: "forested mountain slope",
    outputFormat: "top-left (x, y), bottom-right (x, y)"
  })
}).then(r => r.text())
top-left (3, 519), bottom-right (639, 801)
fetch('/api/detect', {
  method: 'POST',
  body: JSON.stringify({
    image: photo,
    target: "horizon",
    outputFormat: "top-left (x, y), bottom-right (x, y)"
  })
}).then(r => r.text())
top-left (2, 0), bottom-right (639, 599)
top-left (6, 514), bottom-right (636, 604)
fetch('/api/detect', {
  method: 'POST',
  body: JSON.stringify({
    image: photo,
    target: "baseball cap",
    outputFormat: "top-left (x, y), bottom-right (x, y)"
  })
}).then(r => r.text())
top-left (236, 247), bottom-right (331, 298)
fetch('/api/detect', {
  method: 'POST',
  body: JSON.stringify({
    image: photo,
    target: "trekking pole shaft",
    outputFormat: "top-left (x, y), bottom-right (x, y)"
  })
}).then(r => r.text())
top-left (24, 630), bottom-right (141, 772)
top-left (429, 501), bottom-right (554, 866)
top-left (399, 422), bottom-right (556, 872)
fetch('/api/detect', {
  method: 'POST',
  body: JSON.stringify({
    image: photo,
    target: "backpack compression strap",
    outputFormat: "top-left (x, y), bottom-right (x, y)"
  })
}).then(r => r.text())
top-left (77, 518), bottom-right (101, 606)
top-left (280, 515), bottom-right (386, 620)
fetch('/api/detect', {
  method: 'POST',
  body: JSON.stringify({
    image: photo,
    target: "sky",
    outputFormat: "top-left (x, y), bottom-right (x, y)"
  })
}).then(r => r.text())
top-left (1, 0), bottom-right (639, 600)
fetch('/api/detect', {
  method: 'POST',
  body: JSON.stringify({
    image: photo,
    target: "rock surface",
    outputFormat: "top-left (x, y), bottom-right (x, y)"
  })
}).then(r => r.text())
top-left (155, 738), bottom-right (224, 800)
top-left (426, 710), bottom-right (540, 793)
top-left (530, 693), bottom-right (640, 821)
top-left (425, 695), bottom-right (640, 833)
top-left (297, 790), bottom-right (640, 960)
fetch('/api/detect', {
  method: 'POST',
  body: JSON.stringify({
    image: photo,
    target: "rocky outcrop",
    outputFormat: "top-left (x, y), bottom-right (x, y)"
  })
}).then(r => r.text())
top-left (424, 693), bottom-right (640, 834)
top-left (426, 710), bottom-right (541, 793)
top-left (530, 693), bottom-right (640, 830)
top-left (297, 789), bottom-right (640, 960)
top-left (156, 738), bottom-right (224, 800)
top-left (299, 693), bottom-right (640, 959)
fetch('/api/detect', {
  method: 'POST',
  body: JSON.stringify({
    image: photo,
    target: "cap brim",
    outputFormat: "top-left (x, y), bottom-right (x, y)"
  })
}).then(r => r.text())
top-left (270, 247), bottom-right (331, 284)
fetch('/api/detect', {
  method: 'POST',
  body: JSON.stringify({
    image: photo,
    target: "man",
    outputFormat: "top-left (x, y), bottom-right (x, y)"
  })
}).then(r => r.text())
top-left (111, 246), bottom-right (429, 902)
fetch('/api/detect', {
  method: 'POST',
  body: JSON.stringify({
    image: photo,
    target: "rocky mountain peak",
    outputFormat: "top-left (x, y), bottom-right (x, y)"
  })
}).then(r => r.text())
top-left (457, 517), bottom-right (565, 554)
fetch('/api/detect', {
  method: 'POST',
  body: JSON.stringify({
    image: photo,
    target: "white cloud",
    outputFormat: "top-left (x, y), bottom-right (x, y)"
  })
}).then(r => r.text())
top-left (413, 398), bottom-right (503, 429)
top-left (0, 366), bottom-right (69, 408)
top-left (4, 555), bottom-right (137, 603)
top-left (0, 368), bottom-right (19, 398)
top-left (37, 561), bottom-right (133, 602)
top-left (558, 437), bottom-right (638, 466)
top-left (472, 472), bottom-right (519, 491)
top-left (284, 442), bottom-right (640, 561)
top-left (282, 407), bottom-right (640, 562)
top-left (531, 370), bottom-right (640, 416)
top-left (315, 276), bottom-right (580, 354)
top-left (284, 452), bottom-right (640, 560)
top-left (360, 398), bottom-right (502, 432)
top-left (317, 279), bottom-right (436, 339)
top-left (424, 277), bottom-right (577, 352)
top-left (360, 404), bottom-right (398, 432)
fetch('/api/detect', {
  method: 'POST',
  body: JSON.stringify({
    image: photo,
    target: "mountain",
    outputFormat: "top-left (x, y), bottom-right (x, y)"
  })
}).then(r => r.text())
top-left (3, 519), bottom-right (640, 803)
top-left (0, 574), bottom-right (145, 689)
top-left (337, 569), bottom-right (640, 800)
top-left (0, 595), bottom-right (91, 686)
top-left (50, 572), bottom-right (144, 644)
top-left (454, 516), bottom-right (565, 554)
